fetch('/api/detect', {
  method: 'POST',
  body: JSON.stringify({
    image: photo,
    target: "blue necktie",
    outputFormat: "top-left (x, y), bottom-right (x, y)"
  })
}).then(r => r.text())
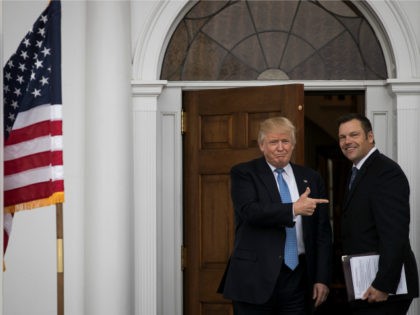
top-left (349, 167), bottom-right (358, 189)
top-left (275, 168), bottom-right (299, 270)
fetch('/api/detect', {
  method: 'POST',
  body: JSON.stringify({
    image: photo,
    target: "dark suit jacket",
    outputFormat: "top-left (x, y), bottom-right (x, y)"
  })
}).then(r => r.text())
top-left (341, 150), bottom-right (419, 301)
top-left (218, 157), bottom-right (332, 304)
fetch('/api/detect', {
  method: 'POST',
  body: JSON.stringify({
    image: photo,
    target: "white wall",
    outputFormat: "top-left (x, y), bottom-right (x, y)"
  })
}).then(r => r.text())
top-left (3, 1), bottom-right (86, 314)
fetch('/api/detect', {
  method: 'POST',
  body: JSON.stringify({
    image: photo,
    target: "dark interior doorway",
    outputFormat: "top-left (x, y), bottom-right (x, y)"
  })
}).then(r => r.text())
top-left (304, 91), bottom-right (365, 315)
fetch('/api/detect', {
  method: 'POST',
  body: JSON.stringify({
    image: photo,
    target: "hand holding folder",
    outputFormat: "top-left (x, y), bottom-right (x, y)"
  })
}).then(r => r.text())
top-left (342, 253), bottom-right (407, 301)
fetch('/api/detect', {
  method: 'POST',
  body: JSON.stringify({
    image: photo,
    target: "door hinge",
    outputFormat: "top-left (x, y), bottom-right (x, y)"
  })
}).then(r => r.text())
top-left (181, 245), bottom-right (187, 270)
top-left (181, 110), bottom-right (187, 135)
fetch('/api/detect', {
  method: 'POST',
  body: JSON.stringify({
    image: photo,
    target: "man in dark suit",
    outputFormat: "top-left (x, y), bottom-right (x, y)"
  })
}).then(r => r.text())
top-left (218, 116), bottom-right (332, 314)
top-left (338, 113), bottom-right (419, 315)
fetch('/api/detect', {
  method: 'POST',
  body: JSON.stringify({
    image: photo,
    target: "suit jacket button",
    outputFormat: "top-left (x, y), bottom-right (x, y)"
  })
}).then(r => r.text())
top-left (278, 256), bottom-right (283, 260)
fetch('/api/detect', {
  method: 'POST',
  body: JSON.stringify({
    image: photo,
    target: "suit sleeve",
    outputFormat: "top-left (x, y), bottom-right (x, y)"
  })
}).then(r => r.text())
top-left (313, 173), bottom-right (333, 285)
top-left (230, 164), bottom-right (294, 228)
top-left (371, 165), bottom-right (410, 293)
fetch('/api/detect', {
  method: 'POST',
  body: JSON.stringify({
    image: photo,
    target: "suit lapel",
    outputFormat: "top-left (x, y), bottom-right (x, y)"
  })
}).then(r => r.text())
top-left (255, 157), bottom-right (280, 202)
top-left (343, 150), bottom-right (379, 210)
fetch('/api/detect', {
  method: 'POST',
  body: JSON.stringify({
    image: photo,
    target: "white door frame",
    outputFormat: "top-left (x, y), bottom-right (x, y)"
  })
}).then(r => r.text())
top-left (131, 1), bottom-right (420, 315)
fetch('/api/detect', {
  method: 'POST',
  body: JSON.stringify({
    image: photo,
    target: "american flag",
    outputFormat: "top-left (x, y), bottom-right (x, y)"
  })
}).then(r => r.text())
top-left (3, 0), bottom-right (63, 254)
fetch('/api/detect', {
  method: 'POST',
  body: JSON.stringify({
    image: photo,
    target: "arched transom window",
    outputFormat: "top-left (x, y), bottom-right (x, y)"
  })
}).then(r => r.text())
top-left (160, 0), bottom-right (387, 81)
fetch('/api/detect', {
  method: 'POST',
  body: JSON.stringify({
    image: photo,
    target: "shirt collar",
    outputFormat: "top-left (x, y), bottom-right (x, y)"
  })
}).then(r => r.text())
top-left (267, 161), bottom-right (292, 175)
top-left (354, 147), bottom-right (377, 169)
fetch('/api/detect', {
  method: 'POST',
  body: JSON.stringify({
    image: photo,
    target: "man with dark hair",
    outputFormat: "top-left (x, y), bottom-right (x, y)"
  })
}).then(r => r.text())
top-left (338, 113), bottom-right (419, 314)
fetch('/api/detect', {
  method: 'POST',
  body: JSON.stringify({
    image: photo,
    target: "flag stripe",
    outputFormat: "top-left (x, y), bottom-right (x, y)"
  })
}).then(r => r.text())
top-left (4, 151), bottom-right (63, 175)
top-left (5, 165), bottom-right (64, 191)
top-left (5, 181), bottom-right (64, 208)
top-left (5, 120), bottom-right (62, 146)
top-left (11, 104), bottom-right (63, 130)
top-left (3, 213), bottom-right (13, 256)
top-left (3, 214), bottom-right (13, 235)
top-left (5, 135), bottom-right (63, 161)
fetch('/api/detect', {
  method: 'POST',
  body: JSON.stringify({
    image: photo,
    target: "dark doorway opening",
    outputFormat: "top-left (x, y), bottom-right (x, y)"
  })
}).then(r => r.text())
top-left (304, 91), bottom-right (365, 315)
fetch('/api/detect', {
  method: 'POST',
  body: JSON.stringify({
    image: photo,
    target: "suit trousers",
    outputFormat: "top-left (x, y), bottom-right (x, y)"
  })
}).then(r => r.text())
top-left (233, 255), bottom-right (307, 315)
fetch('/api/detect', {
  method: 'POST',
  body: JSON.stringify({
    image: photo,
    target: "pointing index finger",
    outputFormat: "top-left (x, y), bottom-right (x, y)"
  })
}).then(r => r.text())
top-left (315, 199), bottom-right (329, 204)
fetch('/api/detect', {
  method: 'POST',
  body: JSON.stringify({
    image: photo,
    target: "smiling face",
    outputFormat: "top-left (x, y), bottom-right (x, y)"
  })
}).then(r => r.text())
top-left (338, 118), bottom-right (374, 165)
top-left (259, 130), bottom-right (295, 168)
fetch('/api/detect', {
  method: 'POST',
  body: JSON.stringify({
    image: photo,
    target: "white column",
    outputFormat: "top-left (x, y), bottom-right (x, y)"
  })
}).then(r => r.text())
top-left (132, 81), bottom-right (166, 315)
top-left (389, 80), bottom-right (420, 315)
top-left (85, 1), bottom-right (133, 314)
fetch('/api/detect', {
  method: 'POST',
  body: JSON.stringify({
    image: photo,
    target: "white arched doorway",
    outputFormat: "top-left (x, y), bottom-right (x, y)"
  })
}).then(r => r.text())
top-left (130, 1), bottom-right (420, 315)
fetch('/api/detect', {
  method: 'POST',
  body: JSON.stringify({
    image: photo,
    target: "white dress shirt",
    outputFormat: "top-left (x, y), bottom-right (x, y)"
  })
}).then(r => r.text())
top-left (268, 162), bottom-right (305, 255)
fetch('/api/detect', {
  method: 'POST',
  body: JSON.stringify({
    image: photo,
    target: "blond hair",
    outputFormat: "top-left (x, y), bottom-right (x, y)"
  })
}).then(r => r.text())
top-left (258, 116), bottom-right (296, 145)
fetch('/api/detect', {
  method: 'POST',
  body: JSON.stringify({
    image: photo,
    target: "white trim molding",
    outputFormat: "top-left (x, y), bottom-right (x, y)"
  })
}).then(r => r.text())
top-left (132, 81), bottom-right (167, 315)
top-left (365, 1), bottom-right (420, 78)
top-left (388, 80), bottom-right (420, 315)
top-left (131, 0), bottom-right (190, 80)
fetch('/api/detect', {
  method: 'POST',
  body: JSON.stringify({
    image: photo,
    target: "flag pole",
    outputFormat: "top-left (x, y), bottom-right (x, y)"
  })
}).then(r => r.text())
top-left (56, 203), bottom-right (64, 315)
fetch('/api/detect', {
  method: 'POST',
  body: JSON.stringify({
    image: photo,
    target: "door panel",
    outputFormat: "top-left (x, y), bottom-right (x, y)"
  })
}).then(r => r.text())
top-left (183, 85), bottom-right (305, 315)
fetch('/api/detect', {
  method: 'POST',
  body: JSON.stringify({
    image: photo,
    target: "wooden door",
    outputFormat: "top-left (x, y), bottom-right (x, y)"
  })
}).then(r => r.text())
top-left (183, 85), bottom-right (305, 315)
